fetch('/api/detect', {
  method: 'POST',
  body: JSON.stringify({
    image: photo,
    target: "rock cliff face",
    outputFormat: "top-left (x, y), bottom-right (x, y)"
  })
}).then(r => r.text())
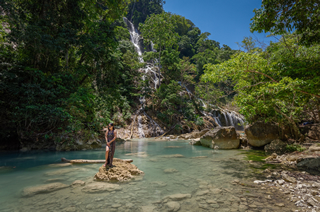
top-left (245, 121), bottom-right (280, 147)
top-left (200, 127), bottom-right (239, 149)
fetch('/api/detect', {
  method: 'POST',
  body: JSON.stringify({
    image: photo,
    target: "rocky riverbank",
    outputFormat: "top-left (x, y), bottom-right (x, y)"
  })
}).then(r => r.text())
top-left (242, 143), bottom-right (320, 212)
top-left (253, 170), bottom-right (320, 212)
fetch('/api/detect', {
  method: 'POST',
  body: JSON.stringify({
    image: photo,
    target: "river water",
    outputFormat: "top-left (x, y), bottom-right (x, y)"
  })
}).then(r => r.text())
top-left (0, 139), bottom-right (296, 212)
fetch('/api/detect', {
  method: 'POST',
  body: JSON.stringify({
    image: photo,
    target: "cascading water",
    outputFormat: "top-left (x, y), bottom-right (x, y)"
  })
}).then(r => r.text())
top-left (137, 115), bottom-right (145, 138)
top-left (123, 17), bottom-right (244, 133)
top-left (123, 17), bottom-right (160, 89)
top-left (179, 82), bottom-right (245, 130)
top-left (123, 17), bottom-right (164, 137)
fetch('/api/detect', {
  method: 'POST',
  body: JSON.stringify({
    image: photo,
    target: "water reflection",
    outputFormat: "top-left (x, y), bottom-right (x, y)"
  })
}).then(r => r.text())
top-left (0, 139), bottom-right (296, 212)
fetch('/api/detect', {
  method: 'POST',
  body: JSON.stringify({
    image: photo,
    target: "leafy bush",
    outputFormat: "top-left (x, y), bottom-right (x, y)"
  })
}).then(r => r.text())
top-left (195, 116), bottom-right (204, 126)
top-left (286, 144), bottom-right (306, 152)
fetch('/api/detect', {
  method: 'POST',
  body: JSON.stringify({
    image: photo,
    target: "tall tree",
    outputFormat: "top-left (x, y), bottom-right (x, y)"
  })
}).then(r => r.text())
top-left (202, 35), bottom-right (320, 140)
top-left (140, 12), bottom-right (179, 87)
top-left (0, 0), bottom-right (130, 145)
top-left (127, 0), bottom-right (165, 26)
top-left (251, 0), bottom-right (320, 45)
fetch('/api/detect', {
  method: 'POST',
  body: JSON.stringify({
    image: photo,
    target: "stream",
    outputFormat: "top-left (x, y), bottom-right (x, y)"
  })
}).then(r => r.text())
top-left (0, 139), bottom-right (296, 212)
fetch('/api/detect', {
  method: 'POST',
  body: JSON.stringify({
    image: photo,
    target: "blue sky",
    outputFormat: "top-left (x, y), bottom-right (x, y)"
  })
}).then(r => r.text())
top-left (163, 0), bottom-right (278, 50)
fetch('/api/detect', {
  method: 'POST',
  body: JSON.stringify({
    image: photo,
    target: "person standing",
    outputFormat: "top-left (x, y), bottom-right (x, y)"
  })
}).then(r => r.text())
top-left (104, 123), bottom-right (117, 167)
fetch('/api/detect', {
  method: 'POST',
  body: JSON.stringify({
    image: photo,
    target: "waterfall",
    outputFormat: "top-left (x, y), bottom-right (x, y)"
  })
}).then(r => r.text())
top-left (123, 17), bottom-right (160, 91)
top-left (123, 17), bottom-right (245, 133)
top-left (137, 115), bottom-right (145, 138)
top-left (178, 81), bottom-right (245, 130)
top-left (123, 17), bottom-right (164, 136)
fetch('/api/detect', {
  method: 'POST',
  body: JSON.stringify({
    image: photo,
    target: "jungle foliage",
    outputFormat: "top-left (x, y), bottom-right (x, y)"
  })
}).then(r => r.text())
top-left (0, 0), bottom-right (141, 146)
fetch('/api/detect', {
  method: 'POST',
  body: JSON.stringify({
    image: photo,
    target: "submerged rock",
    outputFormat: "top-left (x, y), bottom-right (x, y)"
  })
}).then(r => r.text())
top-left (21, 182), bottom-right (69, 197)
top-left (94, 159), bottom-right (144, 182)
top-left (245, 121), bottom-right (280, 147)
top-left (166, 201), bottom-right (180, 212)
top-left (163, 168), bottom-right (178, 173)
top-left (71, 180), bottom-right (86, 187)
top-left (125, 152), bottom-right (148, 158)
top-left (161, 154), bottom-right (184, 158)
top-left (200, 127), bottom-right (239, 149)
top-left (165, 193), bottom-right (191, 201)
top-left (82, 182), bottom-right (121, 193)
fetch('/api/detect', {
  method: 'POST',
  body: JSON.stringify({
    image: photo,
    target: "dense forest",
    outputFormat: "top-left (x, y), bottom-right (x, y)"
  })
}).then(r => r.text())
top-left (0, 0), bottom-right (319, 149)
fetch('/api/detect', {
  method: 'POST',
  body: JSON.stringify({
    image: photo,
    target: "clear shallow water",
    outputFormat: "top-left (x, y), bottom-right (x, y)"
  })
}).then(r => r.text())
top-left (0, 139), bottom-right (296, 212)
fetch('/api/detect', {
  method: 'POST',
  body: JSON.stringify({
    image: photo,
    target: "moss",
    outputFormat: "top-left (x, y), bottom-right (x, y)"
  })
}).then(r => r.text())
top-left (241, 150), bottom-right (278, 170)
top-left (241, 150), bottom-right (267, 162)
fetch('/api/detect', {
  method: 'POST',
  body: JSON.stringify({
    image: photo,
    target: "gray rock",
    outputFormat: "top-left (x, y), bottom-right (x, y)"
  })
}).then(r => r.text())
top-left (245, 121), bottom-right (280, 147)
top-left (71, 180), bottom-right (85, 187)
top-left (264, 139), bottom-right (287, 155)
top-left (309, 144), bottom-right (320, 152)
top-left (297, 157), bottom-right (320, 172)
top-left (200, 127), bottom-right (239, 149)
top-left (141, 205), bottom-right (155, 212)
top-left (282, 173), bottom-right (297, 183)
top-left (195, 190), bottom-right (210, 196)
top-left (307, 197), bottom-right (319, 207)
top-left (166, 201), bottom-right (180, 212)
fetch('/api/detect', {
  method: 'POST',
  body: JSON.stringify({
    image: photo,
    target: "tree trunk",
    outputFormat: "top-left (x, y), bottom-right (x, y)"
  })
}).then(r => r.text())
top-left (274, 107), bottom-right (304, 141)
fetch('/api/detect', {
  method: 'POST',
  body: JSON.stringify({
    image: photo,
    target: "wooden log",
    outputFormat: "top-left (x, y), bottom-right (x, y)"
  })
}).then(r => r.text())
top-left (61, 158), bottom-right (133, 164)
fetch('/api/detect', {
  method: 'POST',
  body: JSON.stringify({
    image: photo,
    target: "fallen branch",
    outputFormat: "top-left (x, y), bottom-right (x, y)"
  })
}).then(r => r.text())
top-left (61, 158), bottom-right (133, 164)
top-left (156, 123), bottom-right (177, 139)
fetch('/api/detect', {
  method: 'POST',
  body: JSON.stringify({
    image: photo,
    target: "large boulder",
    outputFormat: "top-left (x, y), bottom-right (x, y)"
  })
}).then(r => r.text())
top-left (264, 139), bottom-right (287, 155)
top-left (297, 157), bottom-right (320, 172)
top-left (245, 121), bottom-right (280, 147)
top-left (94, 159), bottom-right (144, 182)
top-left (200, 127), bottom-right (239, 149)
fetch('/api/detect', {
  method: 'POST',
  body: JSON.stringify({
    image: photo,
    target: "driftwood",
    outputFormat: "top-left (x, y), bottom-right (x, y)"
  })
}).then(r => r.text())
top-left (61, 158), bottom-right (133, 164)
top-left (156, 123), bottom-right (177, 139)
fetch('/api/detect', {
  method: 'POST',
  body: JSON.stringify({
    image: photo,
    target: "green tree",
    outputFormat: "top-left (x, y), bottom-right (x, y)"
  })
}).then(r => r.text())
top-left (140, 12), bottom-right (179, 87)
top-left (0, 0), bottom-right (131, 146)
top-left (202, 35), bottom-right (320, 140)
top-left (127, 0), bottom-right (165, 26)
top-left (251, 0), bottom-right (320, 45)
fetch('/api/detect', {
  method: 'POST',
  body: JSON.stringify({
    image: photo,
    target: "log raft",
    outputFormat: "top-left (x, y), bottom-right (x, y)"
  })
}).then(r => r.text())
top-left (61, 158), bottom-right (133, 164)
